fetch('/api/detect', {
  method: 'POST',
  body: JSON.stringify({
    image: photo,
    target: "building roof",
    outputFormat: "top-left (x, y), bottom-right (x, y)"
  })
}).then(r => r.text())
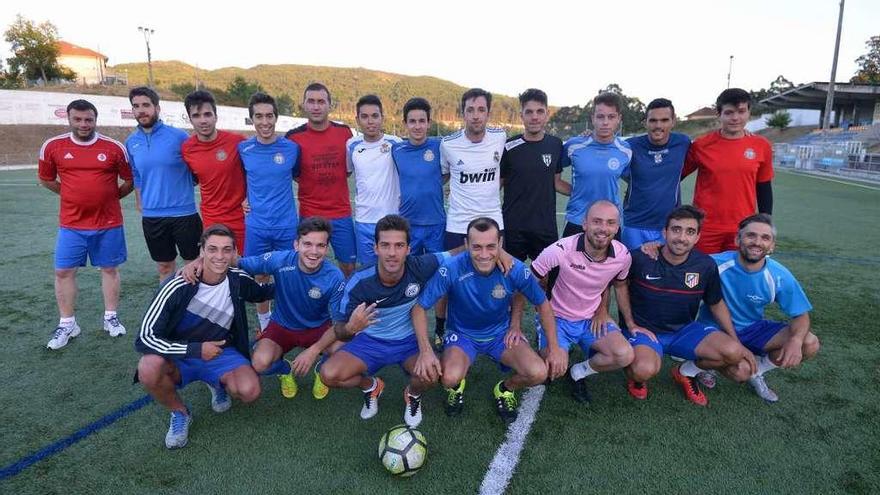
top-left (761, 81), bottom-right (880, 110)
top-left (684, 106), bottom-right (716, 120)
top-left (56, 41), bottom-right (108, 62)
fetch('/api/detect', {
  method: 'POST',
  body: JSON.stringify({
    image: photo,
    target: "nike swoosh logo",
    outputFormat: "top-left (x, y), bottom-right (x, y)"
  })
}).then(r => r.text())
top-left (374, 297), bottom-right (389, 304)
top-left (645, 275), bottom-right (661, 280)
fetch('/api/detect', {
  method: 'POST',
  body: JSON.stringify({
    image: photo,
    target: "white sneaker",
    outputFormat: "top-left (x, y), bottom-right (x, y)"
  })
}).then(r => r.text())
top-left (403, 387), bottom-right (423, 427)
top-left (208, 384), bottom-right (232, 413)
top-left (47, 324), bottom-right (81, 350)
top-left (103, 316), bottom-right (126, 337)
top-left (360, 377), bottom-right (384, 420)
top-left (570, 360), bottom-right (590, 381)
top-left (165, 409), bottom-right (193, 449)
top-left (748, 374), bottom-right (779, 403)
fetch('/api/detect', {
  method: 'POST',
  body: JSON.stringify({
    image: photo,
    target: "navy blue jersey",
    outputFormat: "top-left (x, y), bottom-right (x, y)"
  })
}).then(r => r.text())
top-left (392, 138), bottom-right (446, 226)
top-left (418, 253), bottom-right (546, 341)
top-left (333, 253), bottom-right (446, 340)
top-left (627, 248), bottom-right (723, 334)
top-left (239, 251), bottom-right (345, 330)
top-left (623, 133), bottom-right (691, 229)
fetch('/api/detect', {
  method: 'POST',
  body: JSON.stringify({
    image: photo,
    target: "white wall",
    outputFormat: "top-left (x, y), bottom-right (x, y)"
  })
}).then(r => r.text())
top-left (0, 89), bottom-right (307, 131)
top-left (746, 109), bottom-right (823, 132)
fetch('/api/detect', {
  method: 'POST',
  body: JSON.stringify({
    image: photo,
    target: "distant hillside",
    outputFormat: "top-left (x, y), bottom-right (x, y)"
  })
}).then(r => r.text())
top-left (110, 61), bottom-right (525, 127)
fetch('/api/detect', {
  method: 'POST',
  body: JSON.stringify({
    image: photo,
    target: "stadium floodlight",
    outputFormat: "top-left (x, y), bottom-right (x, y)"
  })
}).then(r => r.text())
top-left (138, 26), bottom-right (155, 88)
top-left (822, 0), bottom-right (845, 134)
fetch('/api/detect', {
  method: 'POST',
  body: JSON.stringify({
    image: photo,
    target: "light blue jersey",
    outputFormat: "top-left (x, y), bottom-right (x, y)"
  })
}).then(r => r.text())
top-left (698, 251), bottom-right (812, 331)
top-left (125, 120), bottom-right (196, 217)
top-left (561, 136), bottom-right (631, 225)
top-left (418, 253), bottom-right (546, 341)
top-left (238, 137), bottom-right (300, 230)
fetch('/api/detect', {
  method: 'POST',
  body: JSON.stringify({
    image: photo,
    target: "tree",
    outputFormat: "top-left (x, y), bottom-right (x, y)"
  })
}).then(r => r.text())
top-left (765, 110), bottom-right (792, 132)
top-left (224, 76), bottom-right (264, 107)
top-left (0, 59), bottom-right (21, 88)
top-left (4, 14), bottom-right (74, 84)
top-left (546, 83), bottom-right (646, 138)
top-left (769, 75), bottom-right (795, 95)
top-left (170, 82), bottom-right (196, 100)
top-left (851, 35), bottom-right (880, 84)
top-left (276, 93), bottom-right (295, 116)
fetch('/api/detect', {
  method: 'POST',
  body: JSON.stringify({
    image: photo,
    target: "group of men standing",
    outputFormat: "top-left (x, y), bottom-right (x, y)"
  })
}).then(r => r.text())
top-left (38, 81), bottom-right (819, 449)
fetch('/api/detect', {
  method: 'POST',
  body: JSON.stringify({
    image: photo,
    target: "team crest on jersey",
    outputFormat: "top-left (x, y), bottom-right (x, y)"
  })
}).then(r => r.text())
top-left (542, 154), bottom-right (552, 167)
top-left (438, 267), bottom-right (448, 277)
top-left (262, 252), bottom-right (273, 261)
top-left (273, 153), bottom-right (285, 165)
top-left (380, 142), bottom-right (391, 153)
top-left (493, 151), bottom-right (500, 163)
top-left (654, 153), bottom-right (663, 164)
top-left (405, 283), bottom-right (420, 298)
top-left (97, 153), bottom-right (107, 162)
top-left (308, 287), bottom-right (322, 299)
top-left (607, 158), bottom-right (621, 170)
top-left (216, 150), bottom-right (228, 161)
top-left (491, 284), bottom-right (507, 299)
top-left (423, 149), bottom-right (435, 162)
top-left (744, 148), bottom-right (756, 160)
top-left (684, 272), bottom-right (699, 288)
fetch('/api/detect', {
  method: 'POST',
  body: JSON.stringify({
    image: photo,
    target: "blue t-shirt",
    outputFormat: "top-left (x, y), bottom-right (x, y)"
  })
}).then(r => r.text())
top-left (623, 133), bottom-right (691, 230)
top-left (333, 253), bottom-right (446, 340)
top-left (418, 253), bottom-right (546, 341)
top-left (238, 137), bottom-right (300, 230)
top-left (561, 136), bottom-right (632, 225)
top-left (697, 251), bottom-right (813, 331)
top-left (239, 250), bottom-right (345, 330)
top-left (392, 138), bottom-right (446, 226)
top-left (125, 120), bottom-right (196, 217)
top-left (627, 249), bottom-right (722, 334)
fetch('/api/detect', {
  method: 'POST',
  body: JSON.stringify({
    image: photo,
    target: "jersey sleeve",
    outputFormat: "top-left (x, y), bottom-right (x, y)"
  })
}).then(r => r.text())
top-left (345, 139), bottom-right (356, 174)
top-left (126, 140), bottom-right (142, 189)
top-left (531, 242), bottom-right (562, 278)
top-left (703, 263), bottom-right (724, 306)
top-left (37, 141), bottom-right (57, 182)
top-left (440, 141), bottom-right (451, 175)
top-left (776, 269), bottom-right (812, 318)
top-left (114, 141), bottom-right (133, 181)
top-left (499, 147), bottom-right (512, 179)
top-left (560, 139), bottom-right (572, 169)
top-left (681, 145), bottom-right (699, 179)
top-left (418, 265), bottom-right (452, 309)
top-left (512, 262), bottom-right (547, 306)
top-left (291, 142), bottom-right (301, 179)
top-left (616, 251), bottom-right (632, 281)
top-left (757, 138), bottom-right (774, 183)
top-left (328, 274), bottom-right (346, 318)
top-left (332, 277), bottom-right (364, 323)
top-left (554, 140), bottom-right (565, 173)
top-left (238, 251), bottom-right (283, 275)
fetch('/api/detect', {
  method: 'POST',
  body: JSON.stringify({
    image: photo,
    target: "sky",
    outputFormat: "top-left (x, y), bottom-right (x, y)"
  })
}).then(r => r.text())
top-left (1, 0), bottom-right (877, 115)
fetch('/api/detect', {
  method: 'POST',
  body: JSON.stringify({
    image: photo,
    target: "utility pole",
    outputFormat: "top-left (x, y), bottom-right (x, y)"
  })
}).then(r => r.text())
top-left (822, 0), bottom-right (845, 133)
top-left (138, 26), bottom-right (155, 88)
top-left (727, 55), bottom-right (734, 89)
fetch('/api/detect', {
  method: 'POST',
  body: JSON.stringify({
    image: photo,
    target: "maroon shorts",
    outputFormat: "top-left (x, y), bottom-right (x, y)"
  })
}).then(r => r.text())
top-left (259, 320), bottom-right (331, 354)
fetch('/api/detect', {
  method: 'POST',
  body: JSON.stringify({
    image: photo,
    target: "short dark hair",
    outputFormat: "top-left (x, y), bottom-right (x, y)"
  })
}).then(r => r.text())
top-left (297, 216), bottom-right (332, 239)
top-left (466, 217), bottom-right (501, 240)
top-left (184, 90), bottom-right (217, 115)
top-left (374, 214), bottom-right (410, 244)
top-left (665, 205), bottom-right (705, 231)
top-left (737, 213), bottom-right (776, 238)
top-left (403, 97), bottom-right (431, 121)
top-left (67, 99), bottom-right (97, 118)
top-left (646, 98), bottom-right (675, 117)
top-left (128, 86), bottom-right (159, 106)
top-left (461, 88), bottom-right (492, 113)
top-left (518, 88), bottom-right (547, 108)
top-left (356, 94), bottom-right (383, 116)
top-left (200, 223), bottom-right (236, 249)
top-left (593, 92), bottom-right (622, 114)
top-left (303, 82), bottom-right (332, 104)
top-left (715, 88), bottom-right (751, 113)
top-left (248, 92), bottom-right (277, 118)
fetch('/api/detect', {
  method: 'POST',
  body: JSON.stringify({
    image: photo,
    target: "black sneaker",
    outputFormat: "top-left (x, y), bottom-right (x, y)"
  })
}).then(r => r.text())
top-left (445, 379), bottom-right (465, 417)
top-left (571, 377), bottom-right (592, 404)
top-left (493, 381), bottom-right (518, 424)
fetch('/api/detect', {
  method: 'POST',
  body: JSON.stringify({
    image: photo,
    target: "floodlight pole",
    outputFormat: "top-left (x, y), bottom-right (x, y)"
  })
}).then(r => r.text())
top-left (822, 0), bottom-right (845, 134)
top-left (727, 55), bottom-right (734, 89)
top-left (138, 26), bottom-right (155, 88)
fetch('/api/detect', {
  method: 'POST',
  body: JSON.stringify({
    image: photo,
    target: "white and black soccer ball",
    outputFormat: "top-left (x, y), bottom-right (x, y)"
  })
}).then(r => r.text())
top-left (378, 424), bottom-right (427, 477)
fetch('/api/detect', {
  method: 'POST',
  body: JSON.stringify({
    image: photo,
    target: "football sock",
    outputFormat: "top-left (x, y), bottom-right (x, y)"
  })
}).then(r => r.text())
top-left (756, 355), bottom-right (778, 376)
top-left (499, 381), bottom-right (511, 394)
top-left (257, 312), bottom-right (271, 330)
top-left (103, 311), bottom-right (117, 320)
top-left (435, 317), bottom-right (446, 337)
top-left (570, 360), bottom-right (598, 381)
top-left (363, 377), bottom-right (377, 393)
top-left (679, 360), bottom-right (703, 378)
top-left (59, 316), bottom-right (76, 328)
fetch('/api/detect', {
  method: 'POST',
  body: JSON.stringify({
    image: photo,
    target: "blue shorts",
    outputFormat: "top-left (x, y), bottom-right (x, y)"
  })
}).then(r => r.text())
top-left (55, 226), bottom-right (127, 269)
top-left (172, 348), bottom-right (251, 389)
top-left (340, 333), bottom-right (419, 376)
top-left (410, 224), bottom-right (444, 255)
top-left (621, 226), bottom-right (663, 250)
top-left (444, 331), bottom-right (513, 372)
top-left (738, 320), bottom-right (787, 355)
top-left (330, 217), bottom-right (357, 264)
top-left (536, 316), bottom-right (621, 356)
top-left (625, 322), bottom-right (719, 361)
top-left (355, 221), bottom-right (377, 265)
top-left (244, 225), bottom-right (296, 257)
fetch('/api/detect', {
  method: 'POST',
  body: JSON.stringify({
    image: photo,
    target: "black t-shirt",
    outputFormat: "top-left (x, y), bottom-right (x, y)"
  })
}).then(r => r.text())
top-left (627, 249), bottom-right (723, 334)
top-left (500, 134), bottom-right (564, 235)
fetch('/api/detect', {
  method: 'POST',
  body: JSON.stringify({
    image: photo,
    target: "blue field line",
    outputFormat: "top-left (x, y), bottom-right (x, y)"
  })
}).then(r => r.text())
top-left (0, 395), bottom-right (153, 481)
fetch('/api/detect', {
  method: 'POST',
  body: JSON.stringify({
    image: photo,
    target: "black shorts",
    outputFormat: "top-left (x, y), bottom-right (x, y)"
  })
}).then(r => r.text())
top-left (444, 229), bottom-right (505, 251)
top-left (503, 229), bottom-right (557, 261)
top-left (562, 222), bottom-right (583, 237)
top-left (142, 213), bottom-right (203, 262)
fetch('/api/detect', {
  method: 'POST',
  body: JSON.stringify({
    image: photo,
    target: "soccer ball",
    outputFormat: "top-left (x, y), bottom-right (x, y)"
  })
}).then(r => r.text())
top-left (378, 424), bottom-right (427, 477)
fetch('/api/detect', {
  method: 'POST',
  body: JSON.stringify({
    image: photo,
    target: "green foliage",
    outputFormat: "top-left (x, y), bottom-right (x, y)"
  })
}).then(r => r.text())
top-left (750, 75), bottom-right (797, 116)
top-left (3, 14), bottom-right (74, 84)
top-left (766, 110), bottom-right (793, 131)
top-left (223, 75), bottom-right (265, 107)
top-left (169, 82), bottom-right (196, 100)
top-left (851, 34), bottom-right (880, 84)
top-left (276, 93), bottom-right (296, 117)
top-left (546, 83), bottom-right (645, 139)
top-left (0, 59), bottom-right (22, 88)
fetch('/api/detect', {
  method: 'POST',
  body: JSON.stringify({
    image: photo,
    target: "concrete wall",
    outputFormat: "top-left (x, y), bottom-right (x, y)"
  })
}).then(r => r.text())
top-left (58, 55), bottom-right (106, 85)
top-left (0, 89), bottom-right (307, 131)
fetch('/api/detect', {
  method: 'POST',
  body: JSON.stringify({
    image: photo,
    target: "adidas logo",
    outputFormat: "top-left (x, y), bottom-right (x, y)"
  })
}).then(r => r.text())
top-left (64, 152), bottom-right (74, 159)
top-left (457, 159), bottom-right (464, 166)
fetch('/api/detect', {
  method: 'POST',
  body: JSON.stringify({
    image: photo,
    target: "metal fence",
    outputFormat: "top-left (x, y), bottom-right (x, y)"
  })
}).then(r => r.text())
top-left (773, 142), bottom-right (880, 180)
